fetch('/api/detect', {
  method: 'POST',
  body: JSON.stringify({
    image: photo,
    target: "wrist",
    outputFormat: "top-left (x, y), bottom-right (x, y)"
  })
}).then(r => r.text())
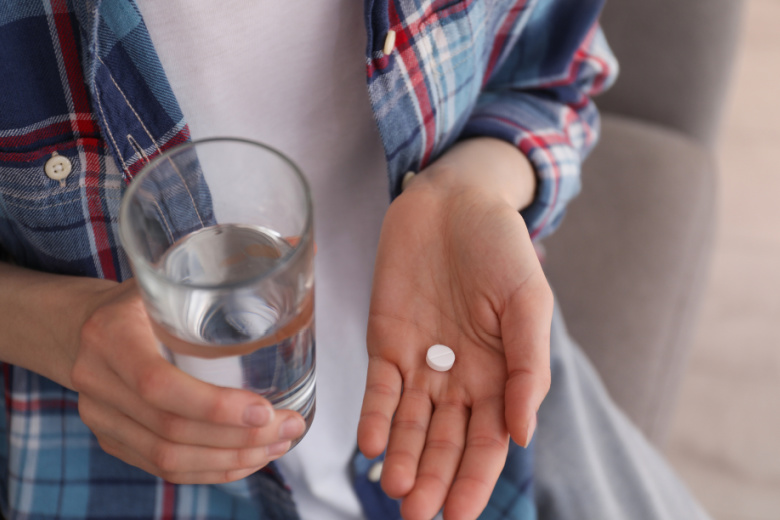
top-left (404, 137), bottom-right (537, 211)
top-left (0, 262), bottom-right (117, 389)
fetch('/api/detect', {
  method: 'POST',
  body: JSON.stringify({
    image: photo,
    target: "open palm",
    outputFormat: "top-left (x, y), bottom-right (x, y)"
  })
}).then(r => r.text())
top-left (358, 181), bottom-right (553, 520)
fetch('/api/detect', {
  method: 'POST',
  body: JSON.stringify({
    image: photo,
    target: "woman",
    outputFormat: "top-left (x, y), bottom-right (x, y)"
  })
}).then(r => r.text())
top-left (0, 1), bottom-right (709, 519)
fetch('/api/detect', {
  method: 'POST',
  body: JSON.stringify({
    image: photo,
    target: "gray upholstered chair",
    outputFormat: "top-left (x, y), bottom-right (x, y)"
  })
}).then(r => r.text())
top-left (542, 0), bottom-right (744, 446)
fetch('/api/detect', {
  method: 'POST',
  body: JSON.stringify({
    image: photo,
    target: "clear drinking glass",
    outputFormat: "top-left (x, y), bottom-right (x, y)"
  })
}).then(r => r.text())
top-left (119, 138), bottom-right (315, 436)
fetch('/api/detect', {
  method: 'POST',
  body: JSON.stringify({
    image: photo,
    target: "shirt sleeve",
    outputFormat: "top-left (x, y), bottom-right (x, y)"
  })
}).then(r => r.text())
top-left (460, 4), bottom-right (618, 240)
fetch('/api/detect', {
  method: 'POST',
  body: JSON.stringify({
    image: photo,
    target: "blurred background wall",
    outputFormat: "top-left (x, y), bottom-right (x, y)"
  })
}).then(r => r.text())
top-left (664, 1), bottom-right (780, 518)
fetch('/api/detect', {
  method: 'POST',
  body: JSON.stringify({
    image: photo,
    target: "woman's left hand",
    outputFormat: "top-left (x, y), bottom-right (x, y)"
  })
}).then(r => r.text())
top-left (358, 139), bottom-right (554, 520)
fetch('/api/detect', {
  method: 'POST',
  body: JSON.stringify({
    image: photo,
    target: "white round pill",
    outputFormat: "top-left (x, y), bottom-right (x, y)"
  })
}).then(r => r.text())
top-left (426, 344), bottom-right (455, 372)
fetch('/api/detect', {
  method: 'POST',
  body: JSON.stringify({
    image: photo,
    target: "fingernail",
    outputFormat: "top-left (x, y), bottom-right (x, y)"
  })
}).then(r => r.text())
top-left (523, 413), bottom-right (537, 448)
top-left (279, 417), bottom-right (305, 440)
top-left (267, 440), bottom-right (291, 457)
top-left (243, 405), bottom-right (273, 427)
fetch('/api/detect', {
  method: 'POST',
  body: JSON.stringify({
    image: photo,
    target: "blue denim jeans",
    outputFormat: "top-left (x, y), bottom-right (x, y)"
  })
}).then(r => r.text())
top-left (535, 303), bottom-right (712, 520)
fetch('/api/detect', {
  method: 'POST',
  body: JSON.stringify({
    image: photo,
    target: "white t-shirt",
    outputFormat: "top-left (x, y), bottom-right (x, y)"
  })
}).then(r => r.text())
top-left (136, 2), bottom-right (390, 519)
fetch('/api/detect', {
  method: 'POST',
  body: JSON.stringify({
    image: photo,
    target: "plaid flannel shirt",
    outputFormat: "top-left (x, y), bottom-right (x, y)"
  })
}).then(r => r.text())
top-left (0, 0), bottom-right (616, 518)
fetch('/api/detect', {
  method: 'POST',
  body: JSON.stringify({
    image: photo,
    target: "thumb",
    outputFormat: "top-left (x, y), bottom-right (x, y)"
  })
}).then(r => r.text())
top-left (500, 276), bottom-right (553, 447)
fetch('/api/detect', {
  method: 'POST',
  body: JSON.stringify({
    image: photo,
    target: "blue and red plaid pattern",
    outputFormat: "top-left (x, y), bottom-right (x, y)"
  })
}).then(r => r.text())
top-left (0, 0), bottom-right (616, 518)
top-left (365, 0), bottom-right (616, 240)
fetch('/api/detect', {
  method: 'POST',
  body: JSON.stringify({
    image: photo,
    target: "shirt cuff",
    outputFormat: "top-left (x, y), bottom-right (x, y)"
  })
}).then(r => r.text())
top-left (461, 93), bottom-right (601, 241)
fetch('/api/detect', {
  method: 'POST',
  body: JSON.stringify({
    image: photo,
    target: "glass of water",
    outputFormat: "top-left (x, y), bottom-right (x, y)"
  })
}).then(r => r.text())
top-left (119, 138), bottom-right (315, 437)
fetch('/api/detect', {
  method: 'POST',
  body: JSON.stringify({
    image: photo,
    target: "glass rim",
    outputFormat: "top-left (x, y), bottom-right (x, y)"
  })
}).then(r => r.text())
top-left (118, 136), bottom-right (314, 291)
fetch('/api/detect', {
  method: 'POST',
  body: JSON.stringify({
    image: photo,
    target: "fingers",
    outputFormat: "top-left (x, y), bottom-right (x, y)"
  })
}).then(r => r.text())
top-left (501, 277), bottom-right (553, 446)
top-left (399, 402), bottom-right (469, 520)
top-left (77, 324), bottom-right (309, 449)
top-left (131, 358), bottom-right (277, 427)
top-left (118, 333), bottom-right (270, 427)
top-left (80, 395), bottom-right (300, 484)
top-left (380, 385), bottom-right (432, 499)
top-left (79, 373), bottom-right (305, 449)
top-left (443, 397), bottom-right (509, 520)
top-left (78, 288), bottom-right (275, 429)
top-left (75, 282), bottom-right (308, 483)
top-left (100, 441), bottom-right (262, 485)
top-left (358, 357), bottom-right (402, 458)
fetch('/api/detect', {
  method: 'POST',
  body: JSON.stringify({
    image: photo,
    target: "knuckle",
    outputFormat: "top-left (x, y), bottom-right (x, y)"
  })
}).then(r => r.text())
top-left (366, 381), bottom-right (397, 398)
top-left (455, 473), bottom-right (493, 491)
top-left (233, 448), bottom-right (250, 468)
top-left (224, 467), bottom-right (254, 483)
top-left (217, 471), bottom-right (234, 484)
top-left (80, 310), bottom-right (109, 347)
top-left (359, 410), bottom-right (392, 428)
top-left (400, 387), bottom-right (429, 403)
top-left (467, 434), bottom-right (506, 452)
top-left (76, 397), bottom-right (95, 425)
top-left (415, 470), bottom-right (450, 492)
top-left (70, 360), bottom-right (92, 392)
top-left (156, 412), bottom-right (184, 441)
top-left (386, 448), bottom-right (418, 465)
top-left (136, 367), bottom-right (168, 403)
top-left (391, 418), bottom-right (427, 434)
top-left (151, 441), bottom-right (179, 473)
top-left (435, 400), bottom-right (469, 418)
top-left (80, 306), bottom-right (126, 355)
top-left (234, 447), bottom-right (261, 469)
top-left (205, 389), bottom-right (234, 424)
top-left (425, 438), bottom-right (463, 453)
top-left (159, 470), bottom-right (183, 484)
top-left (96, 437), bottom-right (119, 458)
top-left (245, 426), bottom-right (269, 447)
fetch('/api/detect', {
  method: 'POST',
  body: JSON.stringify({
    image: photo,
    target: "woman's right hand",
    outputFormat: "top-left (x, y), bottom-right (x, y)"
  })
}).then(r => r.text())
top-left (69, 278), bottom-right (305, 484)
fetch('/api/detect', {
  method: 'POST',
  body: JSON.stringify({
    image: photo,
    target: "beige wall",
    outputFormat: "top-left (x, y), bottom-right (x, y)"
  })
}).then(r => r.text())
top-left (665, 1), bottom-right (780, 518)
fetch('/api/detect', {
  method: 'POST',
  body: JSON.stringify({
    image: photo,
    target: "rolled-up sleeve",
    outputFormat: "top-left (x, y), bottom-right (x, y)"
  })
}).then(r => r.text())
top-left (461, 3), bottom-right (618, 240)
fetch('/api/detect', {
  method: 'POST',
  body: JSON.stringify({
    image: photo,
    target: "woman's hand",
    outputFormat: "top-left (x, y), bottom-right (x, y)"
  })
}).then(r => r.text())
top-left (358, 139), bottom-right (553, 520)
top-left (72, 280), bottom-right (307, 484)
top-left (0, 263), bottom-right (305, 484)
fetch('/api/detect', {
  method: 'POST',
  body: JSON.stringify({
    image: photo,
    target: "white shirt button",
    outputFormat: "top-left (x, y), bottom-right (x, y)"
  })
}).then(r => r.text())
top-left (44, 153), bottom-right (72, 182)
top-left (401, 170), bottom-right (416, 191)
top-left (367, 461), bottom-right (384, 483)
top-left (383, 30), bottom-right (396, 55)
